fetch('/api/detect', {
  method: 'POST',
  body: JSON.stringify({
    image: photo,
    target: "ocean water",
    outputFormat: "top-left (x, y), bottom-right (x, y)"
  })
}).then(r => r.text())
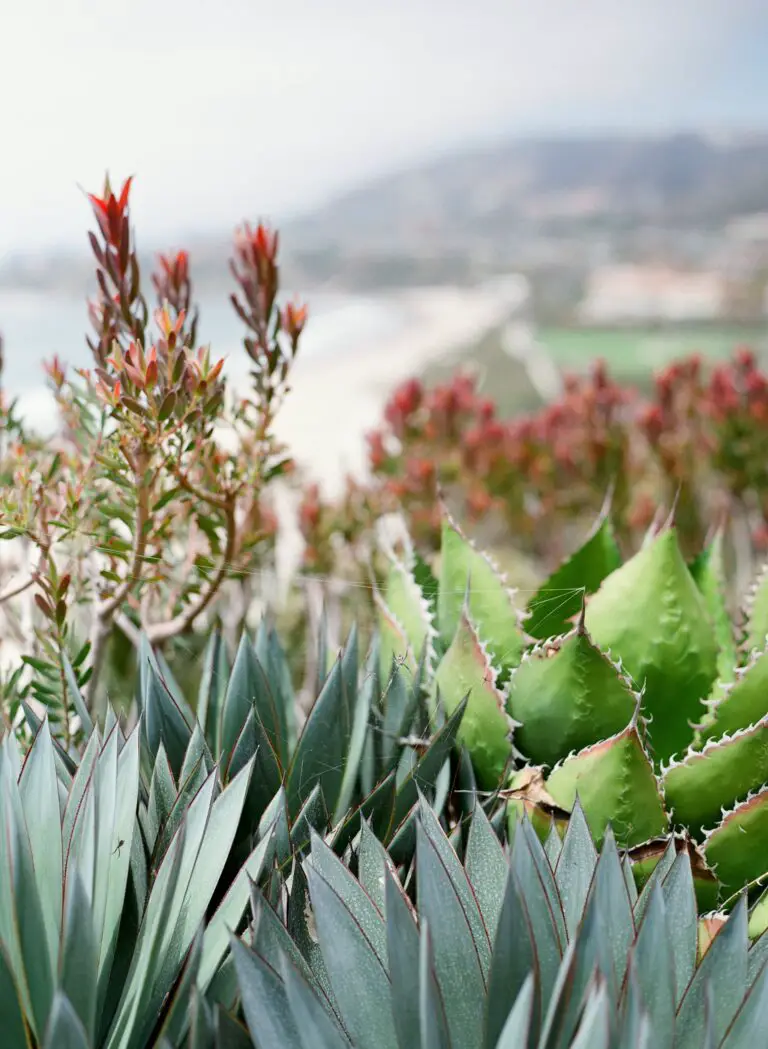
top-left (0, 288), bottom-right (408, 427)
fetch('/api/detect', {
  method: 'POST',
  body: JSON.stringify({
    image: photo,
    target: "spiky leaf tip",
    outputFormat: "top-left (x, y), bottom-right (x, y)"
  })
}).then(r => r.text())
top-left (437, 510), bottom-right (525, 675)
top-left (433, 606), bottom-right (513, 788)
top-left (507, 615), bottom-right (638, 768)
top-left (384, 555), bottom-right (437, 673)
top-left (585, 526), bottom-right (717, 764)
top-left (628, 834), bottom-right (719, 913)
top-left (703, 785), bottom-right (768, 897)
top-left (698, 643), bottom-right (768, 745)
top-left (742, 559), bottom-right (768, 655)
top-left (663, 713), bottom-right (768, 838)
top-left (545, 719), bottom-right (668, 848)
top-left (689, 528), bottom-right (738, 683)
top-left (375, 589), bottom-right (417, 682)
top-left (503, 766), bottom-right (569, 845)
top-left (525, 507), bottom-right (621, 640)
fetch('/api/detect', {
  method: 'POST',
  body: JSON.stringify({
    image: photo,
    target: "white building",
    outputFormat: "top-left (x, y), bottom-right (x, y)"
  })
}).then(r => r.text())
top-left (579, 265), bottom-right (727, 323)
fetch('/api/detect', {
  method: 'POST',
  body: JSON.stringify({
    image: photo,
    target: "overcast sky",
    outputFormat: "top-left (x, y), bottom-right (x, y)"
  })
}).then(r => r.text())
top-left (2, 0), bottom-right (768, 251)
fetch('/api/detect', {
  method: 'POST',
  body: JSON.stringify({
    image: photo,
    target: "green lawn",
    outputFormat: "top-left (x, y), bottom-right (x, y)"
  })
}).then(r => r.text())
top-left (420, 323), bottom-right (768, 422)
top-left (538, 325), bottom-right (768, 380)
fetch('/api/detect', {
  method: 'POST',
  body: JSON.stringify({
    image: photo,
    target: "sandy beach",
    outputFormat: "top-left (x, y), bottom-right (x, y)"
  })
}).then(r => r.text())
top-left (272, 277), bottom-right (529, 496)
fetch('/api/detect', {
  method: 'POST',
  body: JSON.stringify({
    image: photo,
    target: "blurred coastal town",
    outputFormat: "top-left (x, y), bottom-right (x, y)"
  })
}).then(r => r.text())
top-left (4, 131), bottom-right (768, 493)
top-left (5, 133), bottom-right (768, 327)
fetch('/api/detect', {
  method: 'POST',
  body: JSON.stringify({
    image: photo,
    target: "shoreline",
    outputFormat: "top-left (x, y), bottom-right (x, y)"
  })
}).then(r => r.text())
top-left (7, 277), bottom-right (528, 501)
top-left (271, 277), bottom-right (529, 495)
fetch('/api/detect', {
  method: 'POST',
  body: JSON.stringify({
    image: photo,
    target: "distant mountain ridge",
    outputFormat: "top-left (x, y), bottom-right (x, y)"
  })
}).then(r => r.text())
top-left (287, 132), bottom-right (768, 246)
top-left (4, 132), bottom-right (768, 295)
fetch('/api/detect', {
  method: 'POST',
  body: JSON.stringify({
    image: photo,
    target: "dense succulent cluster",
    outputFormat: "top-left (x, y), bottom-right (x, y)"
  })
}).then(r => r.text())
top-left (4, 685), bottom-right (768, 1048)
top-left (1, 613), bottom-right (472, 1047)
top-left (7, 184), bottom-right (768, 1047)
top-left (374, 503), bottom-right (768, 902)
top-left (5, 497), bottom-right (768, 1044)
top-left (299, 349), bottom-right (768, 574)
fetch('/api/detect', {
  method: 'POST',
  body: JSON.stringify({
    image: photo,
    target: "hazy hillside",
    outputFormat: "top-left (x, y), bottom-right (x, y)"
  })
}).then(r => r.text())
top-left (4, 132), bottom-right (768, 296)
top-left (288, 132), bottom-right (768, 246)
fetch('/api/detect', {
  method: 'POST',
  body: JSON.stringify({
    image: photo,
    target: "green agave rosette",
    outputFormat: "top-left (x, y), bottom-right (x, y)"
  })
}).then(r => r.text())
top-left (545, 717), bottom-right (668, 848)
top-left (585, 526), bottom-right (717, 764)
top-left (507, 611), bottom-right (638, 768)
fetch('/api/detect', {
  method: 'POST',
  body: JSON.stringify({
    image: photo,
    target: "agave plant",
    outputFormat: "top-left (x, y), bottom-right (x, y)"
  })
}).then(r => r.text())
top-left (3, 607), bottom-right (483, 1047)
top-left (22, 613), bottom-right (473, 888)
top-left (234, 798), bottom-right (768, 1049)
top-left (0, 710), bottom-right (276, 1048)
top-left (376, 505), bottom-right (768, 900)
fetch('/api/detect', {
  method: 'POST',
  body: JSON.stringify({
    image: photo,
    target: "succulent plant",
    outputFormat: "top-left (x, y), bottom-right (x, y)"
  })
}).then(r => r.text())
top-left (20, 612), bottom-right (473, 898)
top-left (7, 564), bottom-right (768, 1046)
top-left (236, 798), bottom-right (768, 1049)
top-left (0, 710), bottom-right (270, 1047)
top-left (1, 617), bottom-right (472, 1048)
top-left (376, 503), bottom-right (768, 900)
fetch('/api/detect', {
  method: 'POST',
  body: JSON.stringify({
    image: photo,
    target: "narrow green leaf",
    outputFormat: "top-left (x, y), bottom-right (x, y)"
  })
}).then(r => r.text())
top-left (628, 882), bottom-right (675, 1049)
top-left (465, 802), bottom-right (508, 941)
top-left (494, 975), bottom-right (535, 1049)
top-left (570, 983), bottom-right (611, 1049)
top-left (384, 867), bottom-right (420, 1049)
top-left (230, 937), bottom-right (300, 1049)
top-left (142, 645), bottom-right (193, 780)
top-left (661, 852), bottom-right (697, 1008)
top-left (418, 798), bottom-right (491, 975)
top-left (308, 867), bottom-right (399, 1049)
top-left (197, 627), bottom-right (229, 752)
top-left (720, 952), bottom-right (768, 1049)
top-left (283, 961), bottom-right (351, 1049)
top-left (251, 889), bottom-right (322, 1000)
top-left (255, 620), bottom-right (297, 758)
top-left (590, 828), bottom-right (634, 986)
top-left (334, 652), bottom-right (374, 823)
top-left (198, 830), bottom-right (275, 991)
top-left (143, 743), bottom-right (177, 855)
top-left (358, 820), bottom-right (391, 915)
top-left (0, 767), bottom-right (54, 1040)
top-left (18, 719), bottom-right (62, 970)
top-left (555, 798), bottom-right (598, 938)
top-left (418, 921), bottom-right (451, 1049)
top-left (484, 871), bottom-right (538, 1049)
top-left (60, 871), bottom-right (97, 1042)
top-left (675, 896), bottom-right (748, 1049)
top-left (291, 784), bottom-right (329, 855)
top-left (310, 833), bottom-right (388, 966)
top-left (0, 942), bottom-right (29, 1049)
top-left (227, 709), bottom-right (283, 828)
top-left (388, 699), bottom-right (468, 836)
top-left (42, 993), bottom-right (89, 1049)
top-left (62, 655), bottom-right (94, 736)
top-left (510, 818), bottom-right (564, 1009)
top-left (287, 659), bottom-right (347, 819)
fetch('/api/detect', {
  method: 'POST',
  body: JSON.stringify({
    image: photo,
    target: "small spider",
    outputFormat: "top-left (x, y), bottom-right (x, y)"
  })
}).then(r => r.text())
top-left (113, 838), bottom-right (125, 858)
